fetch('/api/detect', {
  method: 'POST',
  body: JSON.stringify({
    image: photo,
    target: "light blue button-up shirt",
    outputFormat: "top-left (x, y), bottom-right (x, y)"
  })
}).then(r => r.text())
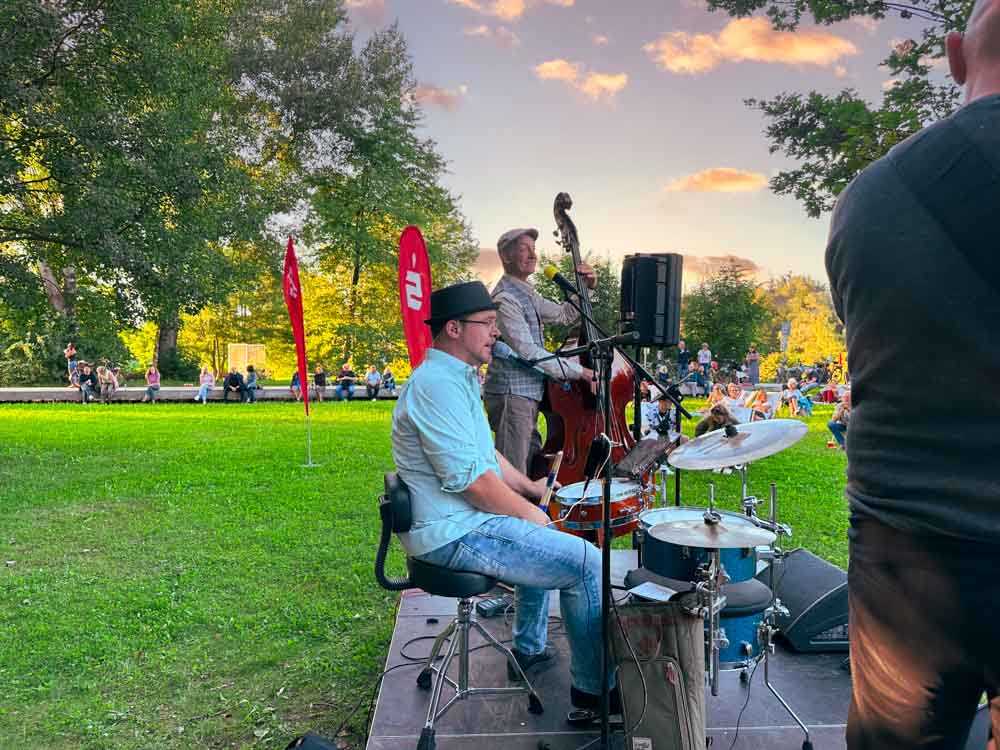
top-left (391, 348), bottom-right (501, 557)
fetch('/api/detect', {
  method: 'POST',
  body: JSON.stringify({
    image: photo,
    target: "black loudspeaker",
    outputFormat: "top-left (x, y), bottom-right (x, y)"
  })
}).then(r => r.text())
top-left (756, 548), bottom-right (849, 653)
top-left (620, 253), bottom-right (683, 347)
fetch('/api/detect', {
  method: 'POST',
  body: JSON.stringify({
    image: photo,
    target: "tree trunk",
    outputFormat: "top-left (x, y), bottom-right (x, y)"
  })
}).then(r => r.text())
top-left (38, 261), bottom-right (67, 315)
top-left (344, 242), bottom-right (363, 362)
top-left (155, 318), bottom-right (179, 369)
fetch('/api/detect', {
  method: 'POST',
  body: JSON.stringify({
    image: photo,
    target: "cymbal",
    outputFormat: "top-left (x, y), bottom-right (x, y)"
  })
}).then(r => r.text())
top-left (667, 419), bottom-right (808, 470)
top-left (648, 518), bottom-right (776, 549)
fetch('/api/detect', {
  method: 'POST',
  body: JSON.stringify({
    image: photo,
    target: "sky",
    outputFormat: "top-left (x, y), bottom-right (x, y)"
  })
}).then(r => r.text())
top-left (343, 0), bottom-right (951, 284)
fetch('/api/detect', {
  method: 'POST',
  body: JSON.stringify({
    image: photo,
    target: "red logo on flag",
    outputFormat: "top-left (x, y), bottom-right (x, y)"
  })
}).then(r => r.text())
top-left (398, 226), bottom-right (433, 369)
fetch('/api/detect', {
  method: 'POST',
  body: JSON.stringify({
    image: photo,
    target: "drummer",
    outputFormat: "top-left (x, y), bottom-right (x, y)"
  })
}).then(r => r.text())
top-left (391, 281), bottom-right (618, 719)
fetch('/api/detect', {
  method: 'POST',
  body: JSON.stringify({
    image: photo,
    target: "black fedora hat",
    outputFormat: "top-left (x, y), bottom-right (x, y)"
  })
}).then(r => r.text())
top-left (425, 281), bottom-right (498, 325)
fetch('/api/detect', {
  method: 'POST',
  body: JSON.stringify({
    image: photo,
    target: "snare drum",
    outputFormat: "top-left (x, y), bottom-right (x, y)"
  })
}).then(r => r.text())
top-left (551, 479), bottom-right (651, 539)
top-left (638, 507), bottom-right (760, 583)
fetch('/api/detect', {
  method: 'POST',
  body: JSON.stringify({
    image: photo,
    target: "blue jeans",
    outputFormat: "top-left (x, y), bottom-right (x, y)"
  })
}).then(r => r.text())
top-left (828, 420), bottom-right (847, 446)
top-left (416, 516), bottom-right (606, 694)
top-left (335, 383), bottom-right (355, 401)
top-left (197, 384), bottom-right (212, 401)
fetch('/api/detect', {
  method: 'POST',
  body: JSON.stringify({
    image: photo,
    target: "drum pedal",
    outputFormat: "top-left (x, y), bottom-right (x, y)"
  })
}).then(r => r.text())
top-left (475, 594), bottom-right (513, 618)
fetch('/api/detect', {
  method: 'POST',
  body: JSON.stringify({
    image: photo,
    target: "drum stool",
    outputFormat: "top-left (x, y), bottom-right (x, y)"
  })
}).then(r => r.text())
top-left (376, 473), bottom-right (543, 750)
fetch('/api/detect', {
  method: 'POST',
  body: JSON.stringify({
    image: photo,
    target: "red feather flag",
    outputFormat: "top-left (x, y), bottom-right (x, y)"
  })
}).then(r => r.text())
top-left (398, 226), bottom-right (433, 369)
top-left (282, 236), bottom-right (310, 416)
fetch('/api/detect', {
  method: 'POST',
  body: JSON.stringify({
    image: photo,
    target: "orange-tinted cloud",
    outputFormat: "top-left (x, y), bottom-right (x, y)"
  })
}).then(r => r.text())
top-left (414, 84), bottom-right (469, 111)
top-left (664, 168), bottom-right (768, 193)
top-left (449, 0), bottom-right (573, 21)
top-left (463, 24), bottom-right (521, 47)
top-left (534, 58), bottom-right (627, 100)
top-left (592, 33), bottom-right (609, 46)
top-left (644, 17), bottom-right (857, 74)
top-left (345, 0), bottom-right (386, 25)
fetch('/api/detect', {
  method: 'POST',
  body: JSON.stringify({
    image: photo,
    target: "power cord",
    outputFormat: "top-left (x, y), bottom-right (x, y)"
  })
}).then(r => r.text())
top-left (727, 653), bottom-right (763, 749)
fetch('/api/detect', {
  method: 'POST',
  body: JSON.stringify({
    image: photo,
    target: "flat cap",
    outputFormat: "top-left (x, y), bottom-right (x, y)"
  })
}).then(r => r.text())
top-left (497, 227), bottom-right (539, 253)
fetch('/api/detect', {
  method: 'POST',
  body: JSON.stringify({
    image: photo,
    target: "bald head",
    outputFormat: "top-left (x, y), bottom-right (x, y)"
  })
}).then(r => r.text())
top-left (947, 0), bottom-right (1000, 102)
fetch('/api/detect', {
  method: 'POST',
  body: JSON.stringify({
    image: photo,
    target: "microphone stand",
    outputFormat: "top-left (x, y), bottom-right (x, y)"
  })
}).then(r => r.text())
top-left (541, 297), bottom-right (691, 750)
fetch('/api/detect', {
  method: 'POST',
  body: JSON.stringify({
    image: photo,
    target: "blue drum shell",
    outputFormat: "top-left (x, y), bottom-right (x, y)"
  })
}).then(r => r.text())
top-left (639, 507), bottom-right (759, 583)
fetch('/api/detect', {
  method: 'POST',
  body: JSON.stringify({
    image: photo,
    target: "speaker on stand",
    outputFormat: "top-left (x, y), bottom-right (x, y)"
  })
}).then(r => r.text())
top-left (619, 253), bottom-right (683, 348)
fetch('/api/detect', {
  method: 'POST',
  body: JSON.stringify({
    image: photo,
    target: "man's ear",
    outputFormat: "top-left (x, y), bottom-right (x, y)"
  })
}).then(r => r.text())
top-left (946, 31), bottom-right (967, 85)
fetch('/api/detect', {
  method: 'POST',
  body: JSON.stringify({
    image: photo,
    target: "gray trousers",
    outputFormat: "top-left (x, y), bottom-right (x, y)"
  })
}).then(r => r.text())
top-left (484, 393), bottom-right (542, 476)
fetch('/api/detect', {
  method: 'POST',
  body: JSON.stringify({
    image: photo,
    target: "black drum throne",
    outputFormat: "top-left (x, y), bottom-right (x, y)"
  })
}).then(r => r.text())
top-left (375, 473), bottom-right (543, 750)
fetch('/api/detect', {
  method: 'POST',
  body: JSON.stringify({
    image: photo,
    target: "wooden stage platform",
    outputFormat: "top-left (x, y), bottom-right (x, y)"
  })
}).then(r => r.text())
top-left (367, 551), bottom-right (851, 750)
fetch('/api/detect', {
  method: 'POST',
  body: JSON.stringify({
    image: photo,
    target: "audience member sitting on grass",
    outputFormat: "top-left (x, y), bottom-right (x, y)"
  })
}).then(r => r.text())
top-left (335, 362), bottom-right (356, 401)
top-left (245, 365), bottom-right (258, 403)
top-left (827, 390), bottom-right (851, 449)
top-left (79, 363), bottom-right (98, 403)
top-left (707, 383), bottom-right (726, 407)
top-left (223, 367), bottom-right (246, 402)
top-left (312, 364), bottom-right (327, 402)
top-left (724, 381), bottom-right (745, 409)
top-left (196, 367), bottom-right (214, 404)
top-left (290, 371), bottom-right (302, 401)
top-left (747, 389), bottom-right (774, 421)
top-left (782, 378), bottom-right (804, 416)
top-left (142, 365), bottom-right (160, 403)
top-left (695, 403), bottom-right (738, 437)
top-left (364, 365), bottom-right (382, 400)
top-left (381, 366), bottom-right (396, 396)
top-left (97, 365), bottom-right (116, 404)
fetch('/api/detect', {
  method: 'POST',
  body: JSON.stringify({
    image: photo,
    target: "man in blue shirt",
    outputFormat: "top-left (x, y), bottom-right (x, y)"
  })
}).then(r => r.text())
top-left (392, 281), bottom-right (611, 715)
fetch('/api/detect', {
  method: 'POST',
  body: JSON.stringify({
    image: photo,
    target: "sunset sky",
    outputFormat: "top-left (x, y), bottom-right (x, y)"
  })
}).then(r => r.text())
top-left (345, 0), bottom-right (951, 283)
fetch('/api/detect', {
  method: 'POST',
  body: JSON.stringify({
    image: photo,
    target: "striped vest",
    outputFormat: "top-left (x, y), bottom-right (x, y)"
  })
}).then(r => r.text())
top-left (484, 276), bottom-right (546, 401)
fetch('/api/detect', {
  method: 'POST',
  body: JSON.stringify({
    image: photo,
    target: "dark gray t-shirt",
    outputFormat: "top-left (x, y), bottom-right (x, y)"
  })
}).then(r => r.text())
top-left (825, 94), bottom-right (1000, 544)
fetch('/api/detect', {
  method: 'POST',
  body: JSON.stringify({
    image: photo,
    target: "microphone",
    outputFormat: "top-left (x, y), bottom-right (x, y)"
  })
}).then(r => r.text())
top-left (491, 341), bottom-right (537, 370)
top-left (578, 433), bottom-right (612, 500)
top-left (543, 265), bottom-right (579, 297)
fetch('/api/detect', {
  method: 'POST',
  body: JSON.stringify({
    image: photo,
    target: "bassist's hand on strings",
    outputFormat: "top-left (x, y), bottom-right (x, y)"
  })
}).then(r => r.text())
top-left (575, 262), bottom-right (597, 290)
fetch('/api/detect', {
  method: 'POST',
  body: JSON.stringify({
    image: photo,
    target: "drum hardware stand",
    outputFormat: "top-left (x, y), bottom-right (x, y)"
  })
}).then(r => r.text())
top-left (755, 481), bottom-right (812, 750)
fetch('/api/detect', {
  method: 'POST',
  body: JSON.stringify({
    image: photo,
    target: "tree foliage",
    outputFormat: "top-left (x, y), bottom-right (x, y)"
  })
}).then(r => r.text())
top-left (680, 265), bottom-right (773, 365)
top-left (707, 0), bottom-right (973, 216)
top-left (761, 274), bottom-right (845, 365)
top-left (536, 252), bottom-right (623, 352)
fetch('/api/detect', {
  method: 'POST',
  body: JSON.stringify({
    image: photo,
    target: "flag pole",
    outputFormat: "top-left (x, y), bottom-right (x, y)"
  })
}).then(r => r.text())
top-left (283, 235), bottom-right (319, 468)
top-left (304, 411), bottom-right (318, 468)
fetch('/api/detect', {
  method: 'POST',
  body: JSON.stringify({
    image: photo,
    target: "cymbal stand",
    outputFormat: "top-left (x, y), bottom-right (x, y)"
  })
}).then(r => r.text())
top-left (758, 482), bottom-right (812, 750)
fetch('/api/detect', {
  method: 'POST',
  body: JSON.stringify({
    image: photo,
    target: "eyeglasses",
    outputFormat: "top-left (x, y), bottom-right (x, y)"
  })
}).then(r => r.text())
top-left (457, 318), bottom-right (498, 329)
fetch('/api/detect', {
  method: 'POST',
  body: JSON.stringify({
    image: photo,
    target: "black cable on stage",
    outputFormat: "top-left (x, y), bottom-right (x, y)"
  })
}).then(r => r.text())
top-left (727, 653), bottom-right (763, 749)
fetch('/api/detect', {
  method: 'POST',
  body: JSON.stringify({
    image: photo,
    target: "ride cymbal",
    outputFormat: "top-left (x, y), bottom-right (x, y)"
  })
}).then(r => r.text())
top-left (667, 419), bottom-right (807, 470)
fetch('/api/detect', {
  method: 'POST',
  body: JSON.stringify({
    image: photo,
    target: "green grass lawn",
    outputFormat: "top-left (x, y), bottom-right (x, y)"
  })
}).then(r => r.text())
top-left (0, 400), bottom-right (849, 749)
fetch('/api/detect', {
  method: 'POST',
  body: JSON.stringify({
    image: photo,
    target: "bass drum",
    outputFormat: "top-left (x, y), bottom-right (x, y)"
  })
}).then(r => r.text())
top-left (638, 507), bottom-right (760, 583)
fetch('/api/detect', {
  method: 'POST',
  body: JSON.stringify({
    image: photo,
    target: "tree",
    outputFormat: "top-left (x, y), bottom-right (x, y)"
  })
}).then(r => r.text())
top-left (535, 252), bottom-right (622, 352)
top-left (706, 0), bottom-right (973, 216)
top-left (761, 274), bottom-right (845, 365)
top-left (681, 265), bottom-right (773, 365)
top-left (306, 26), bottom-right (478, 362)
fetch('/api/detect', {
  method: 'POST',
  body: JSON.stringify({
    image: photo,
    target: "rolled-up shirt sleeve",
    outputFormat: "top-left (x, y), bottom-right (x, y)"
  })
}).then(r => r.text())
top-left (495, 291), bottom-right (585, 381)
top-left (407, 379), bottom-right (498, 493)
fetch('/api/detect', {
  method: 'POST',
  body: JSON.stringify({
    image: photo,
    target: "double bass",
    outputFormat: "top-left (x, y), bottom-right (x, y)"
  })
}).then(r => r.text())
top-left (538, 193), bottom-right (637, 489)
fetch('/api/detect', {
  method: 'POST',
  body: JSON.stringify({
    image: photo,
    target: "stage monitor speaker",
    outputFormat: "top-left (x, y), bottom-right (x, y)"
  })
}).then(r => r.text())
top-left (620, 253), bottom-right (682, 348)
top-left (756, 547), bottom-right (849, 653)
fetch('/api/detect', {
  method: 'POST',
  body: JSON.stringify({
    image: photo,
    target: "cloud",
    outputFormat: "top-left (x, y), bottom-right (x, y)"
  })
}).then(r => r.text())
top-left (414, 84), bottom-right (469, 110)
top-left (881, 78), bottom-right (900, 91)
top-left (535, 58), bottom-right (581, 81)
top-left (449, 0), bottom-right (573, 21)
top-left (473, 248), bottom-right (505, 285)
top-left (534, 58), bottom-right (628, 100)
top-left (834, 65), bottom-right (848, 78)
top-left (344, 0), bottom-right (386, 25)
top-left (463, 24), bottom-right (521, 47)
top-left (851, 15), bottom-right (880, 34)
top-left (683, 254), bottom-right (765, 282)
top-left (643, 17), bottom-right (857, 74)
top-left (591, 33), bottom-right (609, 46)
top-left (664, 168), bottom-right (768, 193)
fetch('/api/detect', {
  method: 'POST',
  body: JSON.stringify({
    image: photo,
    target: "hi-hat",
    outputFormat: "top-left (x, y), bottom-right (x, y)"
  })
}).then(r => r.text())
top-left (648, 518), bottom-right (776, 549)
top-left (667, 419), bottom-right (807, 470)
